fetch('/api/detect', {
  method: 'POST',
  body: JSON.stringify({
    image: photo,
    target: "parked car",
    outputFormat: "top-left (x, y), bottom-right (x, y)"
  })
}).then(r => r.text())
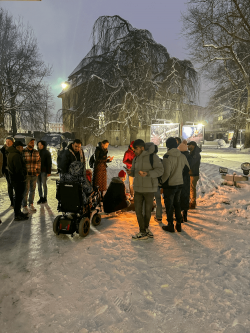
top-left (14, 135), bottom-right (26, 145)
top-left (41, 133), bottom-right (68, 169)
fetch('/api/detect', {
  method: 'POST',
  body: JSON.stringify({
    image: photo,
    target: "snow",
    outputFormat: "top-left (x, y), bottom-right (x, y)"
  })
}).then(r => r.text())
top-left (0, 147), bottom-right (250, 332)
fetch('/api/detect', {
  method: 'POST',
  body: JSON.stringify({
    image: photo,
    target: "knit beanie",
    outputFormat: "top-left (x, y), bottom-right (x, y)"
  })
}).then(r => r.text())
top-left (166, 137), bottom-right (178, 149)
top-left (6, 136), bottom-right (15, 143)
top-left (25, 136), bottom-right (35, 145)
top-left (177, 141), bottom-right (188, 152)
top-left (118, 170), bottom-right (126, 178)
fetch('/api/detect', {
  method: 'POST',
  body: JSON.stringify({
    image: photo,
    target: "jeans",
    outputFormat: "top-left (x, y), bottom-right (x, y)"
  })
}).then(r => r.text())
top-left (163, 186), bottom-right (182, 225)
top-left (5, 170), bottom-right (14, 205)
top-left (12, 181), bottom-right (26, 217)
top-left (154, 187), bottom-right (162, 219)
top-left (190, 176), bottom-right (199, 205)
top-left (134, 192), bottom-right (154, 233)
top-left (22, 176), bottom-right (37, 207)
top-left (37, 172), bottom-right (48, 198)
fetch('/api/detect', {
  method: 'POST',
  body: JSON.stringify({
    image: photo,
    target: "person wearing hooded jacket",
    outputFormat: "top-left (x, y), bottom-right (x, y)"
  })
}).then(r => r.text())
top-left (103, 170), bottom-right (130, 213)
top-left (60, 139), bottom-right (86, 174)
top-left (177, 140), bottom-right (192, 222)
top-left (128, 140), bottom-right (164, 240)
top-left (187, 141), bottom-right (201, 209)
top-left (161, 137), bottom-right (190, 233)
top-left (37, 140), bottom-right (52, 204)
top-left (123, 141), bottom-right (136, 197)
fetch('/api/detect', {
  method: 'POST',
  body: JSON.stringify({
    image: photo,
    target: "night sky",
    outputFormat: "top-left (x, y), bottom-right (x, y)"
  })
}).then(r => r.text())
top-left (0, 0), bottom-right (208, 114)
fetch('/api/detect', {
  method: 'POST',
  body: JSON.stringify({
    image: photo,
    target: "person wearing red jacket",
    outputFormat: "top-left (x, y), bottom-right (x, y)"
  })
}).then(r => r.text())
top-left (123, 141), bottom-right (136, 197)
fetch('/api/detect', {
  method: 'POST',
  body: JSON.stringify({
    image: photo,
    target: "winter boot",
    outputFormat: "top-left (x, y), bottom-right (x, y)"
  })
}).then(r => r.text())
top-left (43, 197), bottom-right (47, 204)
top-left (37, 197), bottom-right (44, 204)
top-left (182, 210), bottom-right (187, 222)
top-left (176, 223), bottom-right (182, 232)
top-left (162, 224), bottom-right (175, 233)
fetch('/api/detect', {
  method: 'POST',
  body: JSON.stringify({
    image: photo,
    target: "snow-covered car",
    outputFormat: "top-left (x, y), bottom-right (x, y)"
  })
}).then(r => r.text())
top-left (41, 134), bottom-right (68, 169)
top-left (14, 135), bottom-right (26, 145)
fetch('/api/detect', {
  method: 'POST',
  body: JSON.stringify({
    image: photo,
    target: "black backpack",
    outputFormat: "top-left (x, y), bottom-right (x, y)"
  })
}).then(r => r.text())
top-left (149, 153), bottom-right (163, 187)
top-left (89, 154), bottom-right (95, 168)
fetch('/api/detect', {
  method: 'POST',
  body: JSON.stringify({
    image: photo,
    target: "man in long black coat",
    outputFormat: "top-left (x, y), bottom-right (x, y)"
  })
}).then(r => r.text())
top-left (37, 140), bottom-right (52, 204)
top-left (7, 141), bottom-right (29, 221)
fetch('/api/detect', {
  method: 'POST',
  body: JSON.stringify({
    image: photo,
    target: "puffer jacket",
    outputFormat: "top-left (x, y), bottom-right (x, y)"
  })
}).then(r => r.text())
top-left (189, 146), bottom-right (201, 176)
top-left (123, 142), bottom-right (136, 169)
top-left (130, 142), bottom-right (164, 193)
top-left (162, 148), bottom-right (190, 188)
top-left (7, 146), bottom-right (27, 182)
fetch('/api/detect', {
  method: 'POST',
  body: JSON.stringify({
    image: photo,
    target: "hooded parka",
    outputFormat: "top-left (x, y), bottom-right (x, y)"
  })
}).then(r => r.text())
top-left (130, 142), bottom-right (164, 193)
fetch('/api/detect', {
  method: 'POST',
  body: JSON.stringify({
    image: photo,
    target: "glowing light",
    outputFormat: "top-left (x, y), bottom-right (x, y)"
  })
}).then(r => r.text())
top-left (61, 82), bottom-right (68, 89)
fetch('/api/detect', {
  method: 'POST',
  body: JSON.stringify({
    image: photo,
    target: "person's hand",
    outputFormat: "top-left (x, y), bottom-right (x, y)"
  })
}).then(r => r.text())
top-left (109, 156), bottom-right (114, 161)
top-left (36, 173), bottom-right (39, 177)
top-left (127, 169), bottom-right (132, 175)
top-left (139, 171), bottom-right (147, 177)
top-left (47, 174), bottom-right (51, 177)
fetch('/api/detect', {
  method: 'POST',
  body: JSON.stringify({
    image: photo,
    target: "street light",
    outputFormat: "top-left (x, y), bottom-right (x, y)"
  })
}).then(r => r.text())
top-left (61, 81), bottom-right (70, 90)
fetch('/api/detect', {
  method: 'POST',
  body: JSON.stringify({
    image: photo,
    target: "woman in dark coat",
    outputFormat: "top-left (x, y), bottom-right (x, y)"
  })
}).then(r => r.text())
top-left (93, 140), bottom-right (113, 198)
top-left (178, 140), bottom-right (192, 222)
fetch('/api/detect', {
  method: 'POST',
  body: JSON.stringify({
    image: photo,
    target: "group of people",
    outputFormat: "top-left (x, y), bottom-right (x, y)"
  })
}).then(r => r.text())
top-left (0, 135), bottom-right (201, 240)
top-left (0, 137), bottom-right (52, 221)
top-left (121, 137), bottom-right (201, 239)
top-left (89, 137), bottom-right (201, 240)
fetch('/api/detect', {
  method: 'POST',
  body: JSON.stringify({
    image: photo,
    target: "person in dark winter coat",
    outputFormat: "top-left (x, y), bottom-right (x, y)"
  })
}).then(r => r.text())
top-left (187, 141), bottom-right (201, 209)
top-left (7, 141), bottom-right (29, 221)
top-left (57, 141), bottom-right (68, 172)
top-left (0, 136), bottom-right (15, 207)
top-left (60, 139), bottom-right (85, 174)
top-left (37, 140), bottom-right (52, 204)
top-left (123, 141), bottom-right (136, 197)
top-left (103, 170), bottom-right (130, 213)
top-left (161, 137), bottom-right (190, 233)
top-left (178, 140), bottom-right (192, 222)
top-left (93, 140), bottom-right (113, 197)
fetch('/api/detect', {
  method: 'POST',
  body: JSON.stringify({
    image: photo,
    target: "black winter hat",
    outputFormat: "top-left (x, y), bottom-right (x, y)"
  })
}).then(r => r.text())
top-left (13, 141), bottom-right (25, 148)
top-left (166, 137), bottom-right (178, 149)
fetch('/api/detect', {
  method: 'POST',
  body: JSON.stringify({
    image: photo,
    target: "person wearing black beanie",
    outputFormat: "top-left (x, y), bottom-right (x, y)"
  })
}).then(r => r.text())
top-left (161, 137), bottom-right (190, 233)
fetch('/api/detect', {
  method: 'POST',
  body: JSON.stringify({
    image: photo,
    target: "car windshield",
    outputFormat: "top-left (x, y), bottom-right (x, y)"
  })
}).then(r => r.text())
top-left (42, 136), bottom-right (60, 145)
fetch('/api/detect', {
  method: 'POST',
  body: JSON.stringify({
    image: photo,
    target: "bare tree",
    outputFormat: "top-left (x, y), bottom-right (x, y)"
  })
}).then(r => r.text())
top-left (62, 15), bottom-right (198, 138)
top-left (20, 83), bottom-right (55, 132)
top-left (0, 8), bottom-right (52, 135)
top-left (182, 0), bottom-right (250, 146)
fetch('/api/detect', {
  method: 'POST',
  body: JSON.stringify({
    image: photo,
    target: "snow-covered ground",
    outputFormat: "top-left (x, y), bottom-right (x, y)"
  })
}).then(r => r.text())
top-left (0, 147), bottom-right (250, 333)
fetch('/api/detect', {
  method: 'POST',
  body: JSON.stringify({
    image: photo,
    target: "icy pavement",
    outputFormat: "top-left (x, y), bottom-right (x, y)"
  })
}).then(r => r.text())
top-left (1, 150), bottom-right (250, 332)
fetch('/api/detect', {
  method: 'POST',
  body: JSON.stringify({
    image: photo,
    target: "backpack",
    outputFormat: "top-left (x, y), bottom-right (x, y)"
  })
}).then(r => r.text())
top-left (149, 152), bottom-right (163, 187)
top-left (89, 154), bottom-right (95, 168)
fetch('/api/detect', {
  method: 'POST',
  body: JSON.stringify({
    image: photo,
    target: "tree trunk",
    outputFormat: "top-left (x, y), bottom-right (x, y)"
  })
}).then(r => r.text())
top-left (11, 109), bottom-right (17, 136)
top-left (0, 82), bottom-right (4, 128)
top-left (244, 86), bottom-right (250, 148)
